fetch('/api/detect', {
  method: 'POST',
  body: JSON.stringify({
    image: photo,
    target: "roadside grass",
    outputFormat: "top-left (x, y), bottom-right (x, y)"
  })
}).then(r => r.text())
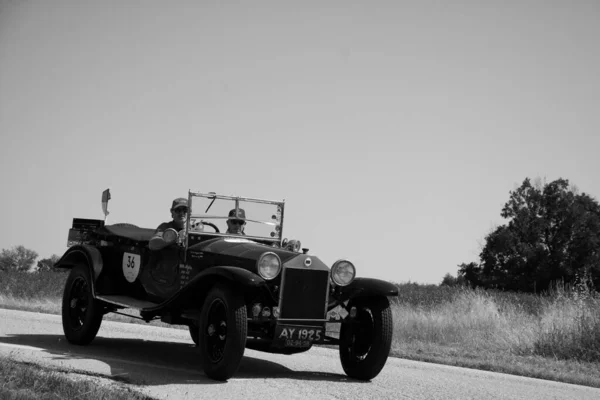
top-left (0, 357), bottom-right (155, 400)
top-left (0, 270), bottom-right (68, 299)
top-left (0, 270), bottom-right (178, 328)
top-left (2, 270), bottom-right (600, 388)
top-left (0, 292), bottom-right (178, 328)
top-left (390, 283), bottom-right (600, 387)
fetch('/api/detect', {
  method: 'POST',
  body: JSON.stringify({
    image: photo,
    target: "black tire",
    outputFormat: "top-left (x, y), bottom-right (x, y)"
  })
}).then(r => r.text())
top-left (339, 296), bottom-right (393, 380)
top-left (198, 284), bottom-right (247, 381)
top-left (189, 322), bottom-right (199, 346)
top-left (61, 265), bottom-right (104, 345)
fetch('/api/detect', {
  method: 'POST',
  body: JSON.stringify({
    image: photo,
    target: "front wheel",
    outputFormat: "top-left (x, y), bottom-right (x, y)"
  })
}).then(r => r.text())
top-left (198, 284), bottom-right (247, 381)
top-left (61, 265), bottom-right (104, 345)
top-left (339, 296), bottom-right (393, 380)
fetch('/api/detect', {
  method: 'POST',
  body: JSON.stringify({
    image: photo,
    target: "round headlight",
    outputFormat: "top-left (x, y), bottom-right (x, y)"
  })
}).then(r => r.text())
top-left (331, 260), bottom-right (356, 286)
top-left (257, 252), bottom-right (281, 280)
top-left (162, 228), bottom-right (178, 243)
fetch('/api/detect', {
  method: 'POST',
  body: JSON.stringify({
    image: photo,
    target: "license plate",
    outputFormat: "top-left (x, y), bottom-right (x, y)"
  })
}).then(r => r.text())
top-left (275, 325), bottom-right (324, 347)
top-left (283, 339), bottom-right (312, 348)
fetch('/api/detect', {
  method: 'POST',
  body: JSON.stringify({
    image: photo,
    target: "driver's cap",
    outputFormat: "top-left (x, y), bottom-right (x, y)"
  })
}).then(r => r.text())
top-left (228, 208), bottom-right (246, 220)
top-left (171, 198), bottom-right (188, 210)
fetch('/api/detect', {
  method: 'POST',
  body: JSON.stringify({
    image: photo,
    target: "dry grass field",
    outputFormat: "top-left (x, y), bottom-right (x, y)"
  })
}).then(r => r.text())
top-left (390, 282), bottom-right (600, 386)
top-left (1, 270), bottom-right (600, 388)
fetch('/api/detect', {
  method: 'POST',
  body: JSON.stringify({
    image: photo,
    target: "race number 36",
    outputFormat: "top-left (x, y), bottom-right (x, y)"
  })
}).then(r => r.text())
top-left (122, 252), bottom-right (141, 283)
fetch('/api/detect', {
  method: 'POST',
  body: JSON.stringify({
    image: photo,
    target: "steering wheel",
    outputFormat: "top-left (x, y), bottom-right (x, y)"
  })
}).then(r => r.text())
top-left (201, 221), bottom-right (220, 233)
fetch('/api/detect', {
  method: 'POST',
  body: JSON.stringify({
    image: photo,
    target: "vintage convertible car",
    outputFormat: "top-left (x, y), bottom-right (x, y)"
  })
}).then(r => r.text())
top-left (56, 191), bottom-right (398, 381)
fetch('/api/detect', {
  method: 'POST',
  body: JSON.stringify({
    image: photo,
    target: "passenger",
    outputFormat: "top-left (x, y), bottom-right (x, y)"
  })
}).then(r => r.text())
top-left (226, 208), bottom-right (246, 235)
top-left (149, 198), bottom-right (189, 250)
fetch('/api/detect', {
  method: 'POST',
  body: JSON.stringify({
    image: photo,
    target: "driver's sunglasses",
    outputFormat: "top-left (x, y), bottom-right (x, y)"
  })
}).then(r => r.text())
top-left (173, 207), bottom-right (188, 214)
top-left (229, 219), bottom-right (245, 225)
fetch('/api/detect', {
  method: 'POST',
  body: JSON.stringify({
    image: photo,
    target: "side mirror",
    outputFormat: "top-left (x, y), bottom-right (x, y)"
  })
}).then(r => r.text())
top-left (285, 239), bottom-right (301, 252)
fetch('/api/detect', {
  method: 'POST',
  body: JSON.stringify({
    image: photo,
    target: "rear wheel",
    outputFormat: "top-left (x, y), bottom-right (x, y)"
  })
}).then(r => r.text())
top-left (61, 265), bottom-right (104, 345)
top-left (198, 284), bottom-right (247, 381)
top-left (339, 296), bottom-right (393, 380)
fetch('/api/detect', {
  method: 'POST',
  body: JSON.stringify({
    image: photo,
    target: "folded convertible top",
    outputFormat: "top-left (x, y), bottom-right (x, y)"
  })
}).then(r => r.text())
top-left (98, 224), bottom-right (156, 242)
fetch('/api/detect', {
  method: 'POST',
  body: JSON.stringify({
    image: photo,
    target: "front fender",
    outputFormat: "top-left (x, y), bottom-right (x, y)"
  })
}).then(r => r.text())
top-left (54, 245), bottom-right (103, 294)
top-left (330, 277), bottom-right (398, 307)
top-left (190, 266), bottom-right (266, 289)
top-left (141, 266), bottom-right (267, 316)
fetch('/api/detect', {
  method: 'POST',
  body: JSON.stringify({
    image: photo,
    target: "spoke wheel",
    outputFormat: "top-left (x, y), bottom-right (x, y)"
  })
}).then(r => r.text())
top-left (61, 265), bottom-right (103, 345)
top-left (339, 296), bottom-right (393, 381)
top-left (198, 284), bottom-right (247, 381)
top-left (67, 276), bottom-right (89, 331)
top-left (205, 299), bottom-right (228, 362)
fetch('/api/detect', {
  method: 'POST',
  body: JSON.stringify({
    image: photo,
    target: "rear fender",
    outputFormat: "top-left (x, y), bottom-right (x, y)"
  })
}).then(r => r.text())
top-left (55, 245), bottom-right (103, 294)
top-left (331, 277), bottom-right (398, 307)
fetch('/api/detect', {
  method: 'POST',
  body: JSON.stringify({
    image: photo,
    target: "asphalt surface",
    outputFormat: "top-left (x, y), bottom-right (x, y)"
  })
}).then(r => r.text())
top-left (0, 308), bottom-right (598, 400)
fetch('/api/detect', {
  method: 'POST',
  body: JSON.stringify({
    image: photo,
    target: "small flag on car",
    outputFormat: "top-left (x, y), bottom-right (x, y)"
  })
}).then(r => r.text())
top-left (101, 188), bottom-right (111, 219)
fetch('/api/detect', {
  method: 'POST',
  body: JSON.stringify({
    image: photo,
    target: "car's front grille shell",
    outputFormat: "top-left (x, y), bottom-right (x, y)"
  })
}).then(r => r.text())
top-left (278, 267), bottom-right (329, 320)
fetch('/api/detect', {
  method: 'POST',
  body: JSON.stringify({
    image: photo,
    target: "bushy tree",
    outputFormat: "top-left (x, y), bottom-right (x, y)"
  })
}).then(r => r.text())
top-left (36, 254), bottom-right (61, 272)
top-left (0, 245), bottom-right (39, 272)
top-left (457, 262), bottom-right (482, 288)
top-left (440, 272), bottom-right (466, 287)
top-left (461, 178), bottom-right (600, 292)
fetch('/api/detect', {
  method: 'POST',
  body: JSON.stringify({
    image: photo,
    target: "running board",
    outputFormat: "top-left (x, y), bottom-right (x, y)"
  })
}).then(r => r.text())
top-left (95, 295), bottom-right (159, 310)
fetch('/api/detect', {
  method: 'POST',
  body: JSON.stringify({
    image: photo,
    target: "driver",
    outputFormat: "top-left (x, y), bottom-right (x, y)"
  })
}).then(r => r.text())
top-left (149, 197), bottom-right (189, 250)
top-left (226, 208), bottom-right (247, 235)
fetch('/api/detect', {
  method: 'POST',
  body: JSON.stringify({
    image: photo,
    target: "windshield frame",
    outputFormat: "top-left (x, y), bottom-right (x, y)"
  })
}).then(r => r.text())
top-left (184, 191), bottom-right (285, 247)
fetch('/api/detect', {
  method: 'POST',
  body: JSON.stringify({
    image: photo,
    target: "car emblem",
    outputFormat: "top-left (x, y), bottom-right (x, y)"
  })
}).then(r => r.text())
top-left (304, 257), bottom-right (312, 267)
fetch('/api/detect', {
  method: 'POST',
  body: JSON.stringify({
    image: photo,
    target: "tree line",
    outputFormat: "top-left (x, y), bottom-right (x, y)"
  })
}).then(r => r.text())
top-left (446, 177), bottom-right (600, 292)
top-left (0, 245), bottom-right (61, 273)
top-left (4, 177), bottom-right (600, 293)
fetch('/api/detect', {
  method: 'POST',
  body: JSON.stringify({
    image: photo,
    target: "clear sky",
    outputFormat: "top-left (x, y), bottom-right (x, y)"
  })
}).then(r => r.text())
top-left (1, 1), bottom-right (599, 284)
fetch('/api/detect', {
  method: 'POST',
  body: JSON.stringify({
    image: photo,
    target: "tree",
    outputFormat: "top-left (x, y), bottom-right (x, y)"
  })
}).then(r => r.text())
top-left (36, 254), bottom-right (61, 272)
top-left (0, 245), bottom-right (39, 272)
top-left (440, 272), bottom-right (466, 287)
top-left (457, 262), bottom-right (482, 288)
top-left (463, 178), bottom-right (600, 292)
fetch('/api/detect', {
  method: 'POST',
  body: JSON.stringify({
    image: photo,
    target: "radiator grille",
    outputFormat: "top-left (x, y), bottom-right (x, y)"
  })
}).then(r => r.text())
top-left (279, 267), bottom-right (329, 320)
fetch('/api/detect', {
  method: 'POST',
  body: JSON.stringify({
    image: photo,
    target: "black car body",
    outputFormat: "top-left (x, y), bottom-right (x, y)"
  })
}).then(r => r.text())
top-left (56, 191), bottom-right (398, 381)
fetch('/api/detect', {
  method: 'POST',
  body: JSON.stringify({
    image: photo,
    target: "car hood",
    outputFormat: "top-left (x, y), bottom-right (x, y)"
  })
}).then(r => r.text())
top-left (188, 237), bottom-right (299, 263)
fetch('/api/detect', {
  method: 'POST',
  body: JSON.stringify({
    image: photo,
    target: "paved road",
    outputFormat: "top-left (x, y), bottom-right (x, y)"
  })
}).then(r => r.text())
top-left (1, 308), bottom-right (598, 400)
